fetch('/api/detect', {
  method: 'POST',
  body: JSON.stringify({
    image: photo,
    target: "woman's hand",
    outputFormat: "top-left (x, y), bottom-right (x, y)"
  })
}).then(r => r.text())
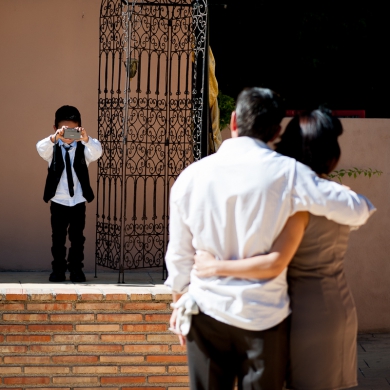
top-left (193, 250), bottom-right (219, 278)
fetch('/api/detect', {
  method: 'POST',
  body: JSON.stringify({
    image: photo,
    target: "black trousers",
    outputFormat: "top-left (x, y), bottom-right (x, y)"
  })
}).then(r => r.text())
top-left (50, 201), bottom-right (86, 273)
top-left (186, 311), bottom-right (288, 390)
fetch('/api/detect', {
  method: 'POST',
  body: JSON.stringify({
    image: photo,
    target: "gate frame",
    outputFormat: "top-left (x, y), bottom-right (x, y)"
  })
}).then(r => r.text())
top-left (95, 0), bottom-right (210, 282)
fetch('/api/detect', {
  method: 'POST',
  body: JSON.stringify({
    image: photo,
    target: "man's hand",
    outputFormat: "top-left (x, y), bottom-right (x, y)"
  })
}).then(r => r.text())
top-left (169, 307), bottom-right (186, 346)
top-left (169, 293), bottom-right (186, 346)
top-left (193, 250), bottom-right (218, 278)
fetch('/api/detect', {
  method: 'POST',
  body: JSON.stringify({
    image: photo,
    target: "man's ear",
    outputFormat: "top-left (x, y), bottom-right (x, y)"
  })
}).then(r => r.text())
top-left (53, 125), bottom-right (57, 132)
top-left (230, 111), bottom-right (239, 138)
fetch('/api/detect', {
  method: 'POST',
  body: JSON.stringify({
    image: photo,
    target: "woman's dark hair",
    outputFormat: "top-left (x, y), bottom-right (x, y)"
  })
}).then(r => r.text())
top-left (54, 105), bottom-right (82, 129)
top-left (236, 87), bottom-right (285, 143)
top-left (276, 108), bottom-right (343, 175)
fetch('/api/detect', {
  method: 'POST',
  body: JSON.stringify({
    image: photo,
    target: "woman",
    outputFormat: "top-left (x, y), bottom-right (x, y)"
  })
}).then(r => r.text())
top-left (194, 109), bottom-right (365, 390)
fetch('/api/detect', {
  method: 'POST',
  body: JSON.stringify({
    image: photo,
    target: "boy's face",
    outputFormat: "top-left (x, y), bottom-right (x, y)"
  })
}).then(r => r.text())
top-left (53, 120), bottom-right (80, 144)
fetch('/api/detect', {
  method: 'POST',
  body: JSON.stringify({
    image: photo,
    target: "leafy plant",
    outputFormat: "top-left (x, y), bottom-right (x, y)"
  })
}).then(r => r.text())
top-left (329, 167), bottom-right (383, 183)
top-left (218, 91), bottom-right (235, 130)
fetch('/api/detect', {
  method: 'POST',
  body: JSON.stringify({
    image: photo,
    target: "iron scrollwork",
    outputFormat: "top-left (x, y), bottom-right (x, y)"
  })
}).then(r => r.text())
top-left (96, 0), bottom-right (208, 280)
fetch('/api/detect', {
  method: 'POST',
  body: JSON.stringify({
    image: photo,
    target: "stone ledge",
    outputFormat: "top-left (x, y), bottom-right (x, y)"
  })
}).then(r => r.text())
top-left (0, 285), bottom-right (171, 302)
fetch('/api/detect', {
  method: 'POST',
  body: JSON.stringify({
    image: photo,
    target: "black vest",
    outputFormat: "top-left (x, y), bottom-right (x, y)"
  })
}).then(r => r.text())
top-left (43, 142), bottom-right (94, 203)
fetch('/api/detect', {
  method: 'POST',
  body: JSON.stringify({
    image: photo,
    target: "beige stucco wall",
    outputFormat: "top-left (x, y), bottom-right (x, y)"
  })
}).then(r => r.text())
top-left (0, 0), bottom-right (389, 331)
top-left (0, 0), bottom-right (101, 271)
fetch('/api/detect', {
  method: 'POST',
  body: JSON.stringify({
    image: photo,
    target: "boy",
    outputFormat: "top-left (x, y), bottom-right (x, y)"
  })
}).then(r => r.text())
top-left (37, 105), bottom-right (102, 282)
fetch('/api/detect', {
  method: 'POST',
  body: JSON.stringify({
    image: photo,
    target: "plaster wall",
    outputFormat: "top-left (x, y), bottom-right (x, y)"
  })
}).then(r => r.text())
top-left (0, 0), bottom-right (389, 331)
top-left (0, 0), bottom-right (102, 272)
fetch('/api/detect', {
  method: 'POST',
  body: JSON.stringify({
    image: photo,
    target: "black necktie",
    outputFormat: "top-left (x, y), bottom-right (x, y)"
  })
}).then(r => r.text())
top-left (64, 146), bottom-right (74, 197)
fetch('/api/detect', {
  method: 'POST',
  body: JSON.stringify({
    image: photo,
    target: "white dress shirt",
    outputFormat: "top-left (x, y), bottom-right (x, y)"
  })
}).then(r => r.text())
top-left (165, 136), bottom-right (375, 331)
top-left (36, 136), bottom-right (102, 206)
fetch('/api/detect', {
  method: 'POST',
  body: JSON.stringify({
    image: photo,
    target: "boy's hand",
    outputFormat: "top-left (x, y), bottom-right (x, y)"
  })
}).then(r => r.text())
top-left (77, 127), bottom-right (89, 143)
top-left (50, 126), bottom-right (69, 144)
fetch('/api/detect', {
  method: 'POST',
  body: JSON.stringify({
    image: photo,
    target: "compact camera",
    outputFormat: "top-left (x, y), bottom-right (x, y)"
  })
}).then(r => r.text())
top-left (63, 128), bottom-right (81, 140)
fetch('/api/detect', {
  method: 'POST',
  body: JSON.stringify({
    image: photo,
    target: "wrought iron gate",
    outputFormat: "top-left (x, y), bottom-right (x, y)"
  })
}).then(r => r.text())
top-left (95, 0), bottom-right (209, 281)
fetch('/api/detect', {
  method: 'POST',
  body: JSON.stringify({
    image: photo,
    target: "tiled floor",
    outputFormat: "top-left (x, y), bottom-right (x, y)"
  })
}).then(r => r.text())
top-left (357, 333), bottom-right (390, 389)
top-left (0, 268), bottom-right (166, 287)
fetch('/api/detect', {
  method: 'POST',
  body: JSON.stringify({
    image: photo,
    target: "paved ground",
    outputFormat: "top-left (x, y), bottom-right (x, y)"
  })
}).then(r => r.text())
top-left (0, 271), bottom-right (389, 389)
top-left (357, 333), bottom-right (390, 389)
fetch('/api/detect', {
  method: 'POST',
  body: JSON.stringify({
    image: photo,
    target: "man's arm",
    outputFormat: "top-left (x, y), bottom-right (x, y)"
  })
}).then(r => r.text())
top-left (164, 187), bottom-right (195, 293)
top-left (291, 162), bottom-right (375, 227)
top-left (164, 184), bottom-right (195, 346)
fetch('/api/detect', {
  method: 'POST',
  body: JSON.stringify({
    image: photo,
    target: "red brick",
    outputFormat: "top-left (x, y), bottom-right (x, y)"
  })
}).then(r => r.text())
top-left (167, 387), bottom-right (189, 390)
top-left (25, 388), bottom-right (70, 390)
top-left (101, 334), bottom-right (145, 342)
top-left (25, 367), bottom-right (70, 374)
top-left (101, 377), bottom-right (145, 384)
top-left (53, 377), bottom-right (98, 384)
top-left (124, 345), bottom-right (169, 353)
top-left (127, 289), bottom-right (153, 301)
top-left (76, 324), bottom-right (120, 332)
top-left (123, 388), bottom-right (165, 390)
top-left (3, 377), bottom-right (50, 385)
top-left (75, 303), bottom-right (121, 311)
top-left (145, 314), bottom-right (171, 322)
top-left (56, 293), bottom-right (78, 301)
top-left (53, 334), bottom-right (99, 343)
top-left (152, 293), bottom-right (172, 301)
top-left (0, 335), bottom-right (4, 342)
top-left (78, 344), bottom-right (123, 352)
top-left (80, 293), bottom-right (104, 300)
top-left (30, 345), bottom-right (75, 353)
top-left (50, 314), bottom-right (95, 322)
top-left (123, 303), bottom-right (168, 310)
top-left (147, 334), bottom-right (179, 342)
top-left (0, 325), bottom-right (26, 333)
top-left (168, 366), bottom-right (188, 373)
top-left (1, 304), bottom-right (25, 310)
top-left (121, 366), bottom-right (165, 374)
top-left (5, 289), bottom-right (27, 301)
top-left (3, 356), bottom-right (51, 364)
top-left (0, 346), bottom-right (27, 353)
top-left (73, 366), bottom-right (118, 374)
top-left (123, 324), bottom-right (167, 332)
top-left (149, 376), bottom-right (189, 383)
top-left (7, 335), bottom-right (51, 343)
top-left (26, 303), bottom-right (72, 311)
top-left (52, 356), bottom-right (98, 364)
top-left (97, 314), bottom-right (143, 322)
top-left (0, 367), bottom-right (22, 374)
top-left (172, 345), bottom-right (187, 353)
top-left (147, 355), bottom-right (187, 363)
top-left (105, 293), bottom-right (128, 301)
top-left (28, 324), bottom-right (73, 332)
top-left (100, 356), bottom-right (144, 363)
top-left (3, 314), bottom-right (47, 321)
top-left (29, 293), bottom-right (54, 301)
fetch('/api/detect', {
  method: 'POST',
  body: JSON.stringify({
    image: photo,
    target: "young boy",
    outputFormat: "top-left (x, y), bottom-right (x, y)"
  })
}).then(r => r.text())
top-left (37, 105), bottom-right (102, 282)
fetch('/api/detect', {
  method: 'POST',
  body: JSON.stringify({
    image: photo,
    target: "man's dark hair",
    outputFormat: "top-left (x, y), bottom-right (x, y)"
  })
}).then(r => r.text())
top-left (54, 105), bottom-right (82, 129)
top-left (235, 87), bottom-right (285, 142)
top-left (276, 108), bottom-right (343, 175)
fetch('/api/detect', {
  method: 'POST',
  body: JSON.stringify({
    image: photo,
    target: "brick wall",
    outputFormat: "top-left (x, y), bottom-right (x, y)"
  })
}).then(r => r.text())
top-left (0, 287), bottom-right (188, 390)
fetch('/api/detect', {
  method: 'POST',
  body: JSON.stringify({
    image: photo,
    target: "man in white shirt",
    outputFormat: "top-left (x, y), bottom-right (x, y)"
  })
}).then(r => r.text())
top-left (164, 88), bottom-right (374, 389)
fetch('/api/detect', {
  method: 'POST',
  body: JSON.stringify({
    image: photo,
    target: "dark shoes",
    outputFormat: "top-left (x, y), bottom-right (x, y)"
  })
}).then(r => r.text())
top-left (70, 270), bottom-right (86, 283)
top-left (49, 271), bottom-right (66, 282)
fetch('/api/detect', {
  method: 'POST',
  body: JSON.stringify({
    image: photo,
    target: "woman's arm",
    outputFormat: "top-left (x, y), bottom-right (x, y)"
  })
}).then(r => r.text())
top-left (193, 211), bottom-right (309, 279)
